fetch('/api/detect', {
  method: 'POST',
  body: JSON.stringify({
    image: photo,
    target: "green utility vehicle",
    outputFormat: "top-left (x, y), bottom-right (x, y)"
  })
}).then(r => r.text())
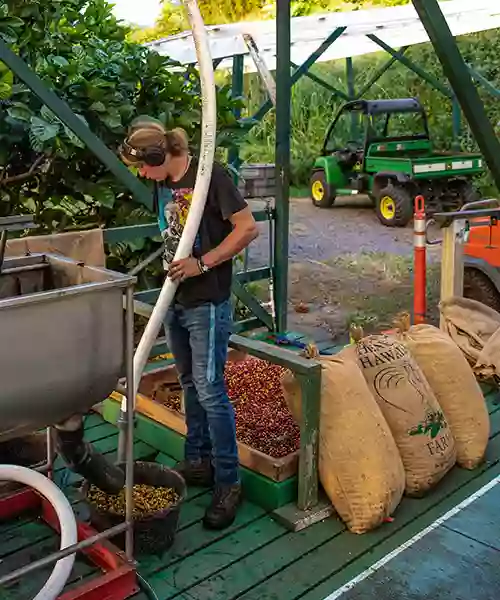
top-left (310, 98), bottom-right (484, 227)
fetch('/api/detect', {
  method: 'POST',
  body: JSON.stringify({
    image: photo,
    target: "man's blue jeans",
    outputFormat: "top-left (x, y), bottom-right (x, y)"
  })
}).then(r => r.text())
top-left (164, 299), bottom-right (239, 486)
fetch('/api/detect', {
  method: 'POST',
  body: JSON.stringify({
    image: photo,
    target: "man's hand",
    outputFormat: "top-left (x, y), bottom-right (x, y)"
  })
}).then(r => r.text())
top-left (168, 257), bottom-right (201, 282)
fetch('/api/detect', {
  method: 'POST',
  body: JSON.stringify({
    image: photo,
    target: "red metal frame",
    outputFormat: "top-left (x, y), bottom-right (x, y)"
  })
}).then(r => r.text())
top-left (0, 487), bottom-right (138, 600)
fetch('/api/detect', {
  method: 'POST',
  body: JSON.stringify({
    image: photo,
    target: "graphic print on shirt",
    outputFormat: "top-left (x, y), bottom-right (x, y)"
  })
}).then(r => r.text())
top-left (158, 186), bottom-right (201, 269)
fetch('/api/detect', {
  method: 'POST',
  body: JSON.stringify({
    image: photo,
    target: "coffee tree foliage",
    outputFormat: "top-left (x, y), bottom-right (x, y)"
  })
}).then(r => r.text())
top-left (0, 0), bottom-right (245, 278)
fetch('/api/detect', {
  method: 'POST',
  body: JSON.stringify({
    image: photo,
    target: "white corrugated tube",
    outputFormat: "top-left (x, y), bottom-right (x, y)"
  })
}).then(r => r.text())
top-left (121, 0), bottom-right (217, 413)
top-left (0, 465), bottom-right (77, 600)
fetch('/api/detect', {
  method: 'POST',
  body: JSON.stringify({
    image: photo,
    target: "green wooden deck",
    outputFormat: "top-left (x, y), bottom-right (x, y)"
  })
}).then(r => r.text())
top-left (1, 391), bottom-right (500, 600)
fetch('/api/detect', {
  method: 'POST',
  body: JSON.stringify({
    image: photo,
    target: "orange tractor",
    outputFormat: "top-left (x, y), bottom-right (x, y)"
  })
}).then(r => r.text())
top-left (463, 201), bottom-right (500, 312)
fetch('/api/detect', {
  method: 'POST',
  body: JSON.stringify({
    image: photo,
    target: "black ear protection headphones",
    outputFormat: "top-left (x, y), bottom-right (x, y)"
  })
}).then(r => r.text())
top-left (121, 139), bottom-right (167, 167)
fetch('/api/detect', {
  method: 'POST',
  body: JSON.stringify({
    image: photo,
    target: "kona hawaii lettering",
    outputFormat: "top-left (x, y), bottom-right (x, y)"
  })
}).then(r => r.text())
top-left (357, 341), bottom-right (407, 369)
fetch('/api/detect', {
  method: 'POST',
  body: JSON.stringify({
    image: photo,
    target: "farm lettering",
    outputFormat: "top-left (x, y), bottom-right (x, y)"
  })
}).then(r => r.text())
top-left (427, 432), bottom-right (452, 456)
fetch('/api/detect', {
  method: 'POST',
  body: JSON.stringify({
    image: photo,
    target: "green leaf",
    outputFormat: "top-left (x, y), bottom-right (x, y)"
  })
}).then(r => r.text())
top-left (52, 55), bottom-right (69, 67)
top-left (3, 17), bottom-right (24, 29)
top-left (29, 116), bottom-right (60, 150)
top-left (0, 27), bottom-right (18, 44)
top-left (90, 101), bottom-right (106, 113)
top-left (7, 103), bottom-right (31, 122)
top-left (100, 113), bottom-right (122, 130)
top-left (40, 105), bottom-right (60, 125)
top-left (0, 81), bottom-right (11, 100)
top-left (92, 185), bottom-right (115, 208)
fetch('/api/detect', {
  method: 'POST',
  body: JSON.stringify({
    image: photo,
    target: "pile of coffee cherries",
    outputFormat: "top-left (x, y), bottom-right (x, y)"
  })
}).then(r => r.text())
top-left (224, 357), bottom-right (300, 458)
top-left (87, 483), bottom-right (179, 518)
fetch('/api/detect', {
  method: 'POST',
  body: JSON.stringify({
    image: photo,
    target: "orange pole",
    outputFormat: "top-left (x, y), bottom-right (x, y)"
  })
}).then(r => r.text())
top-left (413, 195), bottom-right (427, 324)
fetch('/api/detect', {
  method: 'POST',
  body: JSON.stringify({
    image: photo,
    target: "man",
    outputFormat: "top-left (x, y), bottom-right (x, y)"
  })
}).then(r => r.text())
top-left (120, 118), bottom-right (258, 529)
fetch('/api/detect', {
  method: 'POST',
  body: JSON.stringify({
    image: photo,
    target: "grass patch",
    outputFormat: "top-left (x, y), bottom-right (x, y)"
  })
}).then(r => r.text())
top-left (289, 251), bottom-right (441, 340)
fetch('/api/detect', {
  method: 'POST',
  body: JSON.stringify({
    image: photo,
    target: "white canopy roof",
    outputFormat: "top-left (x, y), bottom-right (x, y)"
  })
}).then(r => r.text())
top-left (146, 0), bottom-right (500, 73)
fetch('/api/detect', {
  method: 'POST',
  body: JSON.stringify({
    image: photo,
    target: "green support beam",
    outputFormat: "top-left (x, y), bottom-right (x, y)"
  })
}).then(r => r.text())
top-left (248, 26), bottom-right (346, 125)
top-left (229, 54), bottom-right (244, 175)
top-left (0, 40), bottom-right (151, 209)
top-left (274, 0), bottom-right (291, 334)
top-left (355, 48), bottom-right (408, 99)
top-left (346, 57), bottom-right (356, 138)
top-left (467, 65), bottom-right (500, 99)
top-left (451, 96), bottom-right (461, 150)
top-left (411, 0), bottom-right (500, 190)
top-left (367, 34), bottom-right (452, 98)
top-left (290, 63), bottom-right (350, 101)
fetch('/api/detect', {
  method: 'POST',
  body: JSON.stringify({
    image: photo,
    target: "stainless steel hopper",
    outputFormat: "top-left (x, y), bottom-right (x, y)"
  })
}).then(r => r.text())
top-left (0, 253), bottom-right (135, 442)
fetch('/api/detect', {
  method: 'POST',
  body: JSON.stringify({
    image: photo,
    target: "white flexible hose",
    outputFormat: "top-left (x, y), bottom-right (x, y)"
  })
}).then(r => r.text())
top-left (0, 466), bottom-right (77, 600)
top-left (122, 0), bottom-right (216, 411)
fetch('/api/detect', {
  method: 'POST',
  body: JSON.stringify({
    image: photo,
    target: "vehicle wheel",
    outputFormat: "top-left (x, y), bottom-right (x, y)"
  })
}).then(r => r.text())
top-left (460, 182), bottom-right (481, 207)
top-left (463, 268), bottom-right (500, 313)
top-left (310, 170), bottom-right (336, 208)
top-left (374, 183), bottom-right (413, 227)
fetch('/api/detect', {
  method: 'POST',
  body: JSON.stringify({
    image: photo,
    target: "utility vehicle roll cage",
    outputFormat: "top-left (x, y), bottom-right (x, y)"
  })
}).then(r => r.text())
top-left (321, 97), bottom-right (430, 156)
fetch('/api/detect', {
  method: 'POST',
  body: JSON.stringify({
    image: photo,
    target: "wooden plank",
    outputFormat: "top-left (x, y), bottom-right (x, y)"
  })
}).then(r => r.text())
top-left (289, 445), bottom-right (500, 600)
top-left (229, 334), bottom-right (322, 376)
top-left (84, 413), bottom-right (107, 430)
top-left (0, 521), bottom-right (53, 557)
top-left (0, 534), bottom-right (95, 600)
top-left (439, 220), bottom-right (465, 330)
top-left (338, 526), bottom-right (500, 600)
top-left (207, 424), bottom-right (500, 600)
top-left (138, 501), bottom-right (266, 579)
top-left (146, 517), bottom-right (287, 599)
top-left (297, 370), bottom-right (321, 510)
top-left (173, 518), bottom-right (344, 600)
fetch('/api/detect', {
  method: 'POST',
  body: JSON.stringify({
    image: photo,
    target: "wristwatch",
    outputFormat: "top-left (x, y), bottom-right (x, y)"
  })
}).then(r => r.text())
top-left (197, 256), bottom-right (209, 274)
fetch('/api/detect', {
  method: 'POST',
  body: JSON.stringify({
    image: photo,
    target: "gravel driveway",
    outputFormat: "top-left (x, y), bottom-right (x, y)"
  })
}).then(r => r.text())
top-left (245, 195), bottom-right (442, 343)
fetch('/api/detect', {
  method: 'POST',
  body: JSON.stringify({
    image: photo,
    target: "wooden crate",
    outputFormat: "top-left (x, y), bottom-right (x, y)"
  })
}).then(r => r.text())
top-left (111, 371), bottom-right (299, 483)
top-left (99, 398), bottom-right (297, 511)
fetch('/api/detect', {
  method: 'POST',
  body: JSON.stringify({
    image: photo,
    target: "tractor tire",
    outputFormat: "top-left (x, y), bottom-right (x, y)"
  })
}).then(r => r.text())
top-left (310, 170), bottom-right (336, 208)
top-left (374, 183), bottom-right (413, 227)
top-left (460, 182), bottom-right (481, 207)
top-left (463, 268), bottom-right (500, 313)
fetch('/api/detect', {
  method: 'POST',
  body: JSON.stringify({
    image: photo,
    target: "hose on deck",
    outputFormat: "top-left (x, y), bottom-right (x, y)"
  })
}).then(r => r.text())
top-left (0, 465), bottom-right (77, 600)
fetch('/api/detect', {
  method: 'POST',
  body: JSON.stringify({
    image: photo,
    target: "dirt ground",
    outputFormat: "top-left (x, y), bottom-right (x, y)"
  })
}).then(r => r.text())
top-left (248, 195), bottom-right (443, 343)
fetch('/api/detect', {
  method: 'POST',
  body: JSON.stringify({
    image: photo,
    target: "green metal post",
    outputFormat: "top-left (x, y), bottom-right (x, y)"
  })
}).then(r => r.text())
top-left (346, 57), bottom-right (356, 138)
top-left (229, 54), bottom-right (244, 174)
top-left (451, 96), bottom-right (461, 151)
top-left (411, 0), bottom-right (500, 190)
top-left (274, 0), bottom-right (291, 334)
top-left (0, 40), bottom-right (151, 208)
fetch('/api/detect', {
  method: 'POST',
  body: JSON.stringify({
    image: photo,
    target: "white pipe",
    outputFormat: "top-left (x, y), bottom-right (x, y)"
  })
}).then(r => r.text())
top-left (0, 466), bottom-right (77, 600)
top-left (121, 0), bottom-right (217, 412)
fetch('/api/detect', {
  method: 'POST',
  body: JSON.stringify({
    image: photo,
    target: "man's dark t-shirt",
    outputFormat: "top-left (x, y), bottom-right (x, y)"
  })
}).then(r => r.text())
top-left (155, 158), bottom-right (247, 308)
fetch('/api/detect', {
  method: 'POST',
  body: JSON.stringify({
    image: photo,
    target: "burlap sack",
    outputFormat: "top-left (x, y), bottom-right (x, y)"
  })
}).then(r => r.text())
top-left (282, 348), bottom-right (405, 534)
top-left (439, 297), bottom-right (500, 377)
top-left (348, 328), bottom-right (456, 496)
top-left (394, 314), bottom-right (489, 470)
top-left (6, 228), bottom-right (105, 267)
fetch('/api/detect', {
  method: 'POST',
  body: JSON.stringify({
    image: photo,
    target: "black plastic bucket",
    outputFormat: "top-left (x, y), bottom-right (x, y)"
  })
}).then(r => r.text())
top-left (82, 461), bottom-right (186, 555)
